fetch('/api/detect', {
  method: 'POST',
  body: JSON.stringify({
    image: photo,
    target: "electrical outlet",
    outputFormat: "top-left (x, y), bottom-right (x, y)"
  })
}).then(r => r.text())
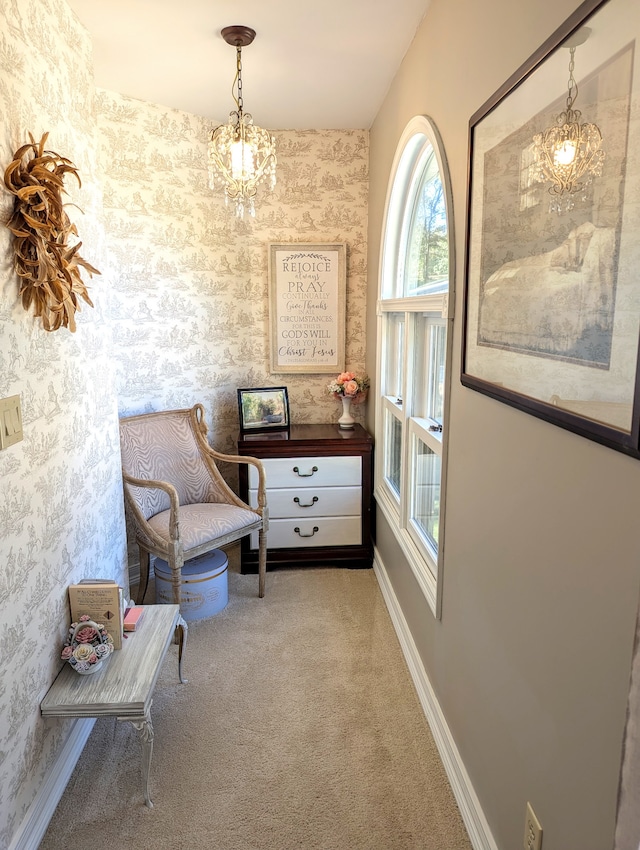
top-left (524, 802), bottom-right (543, 850)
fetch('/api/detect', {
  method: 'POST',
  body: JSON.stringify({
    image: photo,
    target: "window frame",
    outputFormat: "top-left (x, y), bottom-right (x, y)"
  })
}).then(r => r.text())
top-left (375, 115), bottom-right (455, 618)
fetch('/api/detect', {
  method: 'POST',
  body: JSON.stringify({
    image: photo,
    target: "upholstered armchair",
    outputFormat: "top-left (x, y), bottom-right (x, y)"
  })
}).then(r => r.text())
top-left (119, 404), bottom-right (268, 604)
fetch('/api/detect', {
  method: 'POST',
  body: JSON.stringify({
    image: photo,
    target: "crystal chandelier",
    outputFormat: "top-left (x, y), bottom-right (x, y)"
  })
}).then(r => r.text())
top-left (532, 34), bottom-right (605, 197)
top-left (208, 25), bottom-right (277, 219)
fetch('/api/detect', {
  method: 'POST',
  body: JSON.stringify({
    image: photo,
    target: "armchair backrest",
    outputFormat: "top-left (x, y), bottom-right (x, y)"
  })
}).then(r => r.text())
top-left (119, 408), bottom-right (229, 519)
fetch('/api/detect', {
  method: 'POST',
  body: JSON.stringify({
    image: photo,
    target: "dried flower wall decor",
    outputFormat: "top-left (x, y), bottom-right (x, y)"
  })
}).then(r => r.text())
top-left (3, 132), bottom-right (100, 332)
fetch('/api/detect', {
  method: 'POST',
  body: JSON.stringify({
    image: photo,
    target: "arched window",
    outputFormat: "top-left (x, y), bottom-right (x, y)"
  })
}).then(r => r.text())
top-left (376, 115), bottom-right (454, 617)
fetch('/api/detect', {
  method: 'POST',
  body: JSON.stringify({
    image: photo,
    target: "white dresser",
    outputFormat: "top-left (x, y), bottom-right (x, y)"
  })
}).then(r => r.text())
top-left (238, 424), bottom-right (373, 570)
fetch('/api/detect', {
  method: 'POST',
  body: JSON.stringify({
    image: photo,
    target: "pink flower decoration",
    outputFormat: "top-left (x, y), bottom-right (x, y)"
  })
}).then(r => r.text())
top-left (343, 380), bottom-right (359, 397)
top-left (61, 646), bottom-right (73, 660)
top-left (75, 626), bottom-right (98, 644)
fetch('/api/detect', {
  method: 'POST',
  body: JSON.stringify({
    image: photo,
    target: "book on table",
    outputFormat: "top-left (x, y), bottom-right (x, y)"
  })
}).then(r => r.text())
top-left (123, 605), bottom-right (145, 632)
top-left (68, 579), bottom-right (124, 649)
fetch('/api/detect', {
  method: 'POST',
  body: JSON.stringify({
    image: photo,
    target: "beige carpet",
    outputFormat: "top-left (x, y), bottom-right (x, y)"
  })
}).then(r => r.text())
top-left (39, 564), bottom-right (472, 850)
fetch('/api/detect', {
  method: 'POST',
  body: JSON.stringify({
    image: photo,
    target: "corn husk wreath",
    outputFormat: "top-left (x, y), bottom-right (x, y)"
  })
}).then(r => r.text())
top-left (3, 132), bottom-right (100, 332)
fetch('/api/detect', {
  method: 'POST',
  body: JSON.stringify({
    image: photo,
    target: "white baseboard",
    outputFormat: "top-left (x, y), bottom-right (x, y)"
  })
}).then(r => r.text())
top-left (9, 718), bottom-right (95, 850)
top-left (373, 548), bottom-right (498, 850)
top-left (15, 555), bottom-right (492, 850)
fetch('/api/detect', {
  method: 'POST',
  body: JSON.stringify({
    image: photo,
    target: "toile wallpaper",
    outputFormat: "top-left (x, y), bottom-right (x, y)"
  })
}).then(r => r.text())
top-left (97, 90), bottom-right (369, 456)
top-left (0, 3), bottom-right (368, 848)
top-left (0, 1), bottom-right (128, 847)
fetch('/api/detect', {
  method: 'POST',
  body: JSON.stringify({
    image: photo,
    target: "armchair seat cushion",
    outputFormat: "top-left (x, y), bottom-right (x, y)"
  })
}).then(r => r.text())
top-left (148, 503), bottom-right (260, 551)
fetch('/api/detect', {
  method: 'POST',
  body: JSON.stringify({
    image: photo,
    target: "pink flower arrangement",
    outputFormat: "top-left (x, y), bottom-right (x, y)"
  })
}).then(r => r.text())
top-left (61, 614), bottom-right (114, 674)
top-left (327, 371), bottom-right (370, 403)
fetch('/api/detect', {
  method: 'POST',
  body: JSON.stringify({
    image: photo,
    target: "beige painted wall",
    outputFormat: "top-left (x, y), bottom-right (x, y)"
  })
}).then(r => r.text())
top-left (367, 1), bottom-right (640, 849)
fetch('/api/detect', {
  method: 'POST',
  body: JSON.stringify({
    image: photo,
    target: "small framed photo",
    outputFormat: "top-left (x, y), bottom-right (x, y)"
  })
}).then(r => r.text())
top-left (237, 387), bottom-right (290, 433)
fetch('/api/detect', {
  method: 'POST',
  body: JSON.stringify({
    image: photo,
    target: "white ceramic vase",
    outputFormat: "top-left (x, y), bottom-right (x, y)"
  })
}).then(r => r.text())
top-left (338, 395), bottom-right (355, 429)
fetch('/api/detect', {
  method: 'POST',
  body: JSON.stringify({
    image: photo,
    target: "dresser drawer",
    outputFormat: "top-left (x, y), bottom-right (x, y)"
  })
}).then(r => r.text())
top-left (248, 486), bottom-right (361, 519)
top-left (250, 516), bottom-right (361, 549)
top-left (249, 455), bottom-right (361, 489)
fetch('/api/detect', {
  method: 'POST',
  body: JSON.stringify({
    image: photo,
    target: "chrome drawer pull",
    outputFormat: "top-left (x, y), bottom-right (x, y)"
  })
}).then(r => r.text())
top-left (293, 465), bottom-right (318, 477)
top-left (293, 496), bottom-right (319, 508)
top-left (294, 526), bottom-right (319, 537)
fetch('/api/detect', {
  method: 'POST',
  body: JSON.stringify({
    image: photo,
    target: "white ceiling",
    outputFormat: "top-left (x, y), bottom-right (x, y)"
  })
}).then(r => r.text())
top-left (65, 0), bottom-right (430, 130)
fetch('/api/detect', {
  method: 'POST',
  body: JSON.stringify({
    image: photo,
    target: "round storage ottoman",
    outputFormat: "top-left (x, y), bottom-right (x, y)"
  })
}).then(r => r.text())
top-left (154, 549), bottom-right (228, 621)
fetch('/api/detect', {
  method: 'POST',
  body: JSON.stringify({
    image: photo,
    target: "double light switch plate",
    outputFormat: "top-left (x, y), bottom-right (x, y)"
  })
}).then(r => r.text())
top-left (0, 395), bottom-right (23, 450)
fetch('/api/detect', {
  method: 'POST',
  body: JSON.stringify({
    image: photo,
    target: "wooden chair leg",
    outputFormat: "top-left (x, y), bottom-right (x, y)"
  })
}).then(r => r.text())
top-left (137, 547), bottom-right (151, 604)
top-left (168, 550), bottom-right (184, 608)
top-left (258, 527), bottom-right (267, 598)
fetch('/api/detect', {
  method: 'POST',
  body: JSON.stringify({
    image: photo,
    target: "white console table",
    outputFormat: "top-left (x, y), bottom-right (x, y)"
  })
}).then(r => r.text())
top-left (41, 604), bottom-right (187, 807)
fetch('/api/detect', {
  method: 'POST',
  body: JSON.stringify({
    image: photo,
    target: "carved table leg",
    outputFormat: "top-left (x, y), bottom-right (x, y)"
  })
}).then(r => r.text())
top-left (123, 704), bottom-right (155, 808)
top-left (174, 614), bottom-right (188, 684)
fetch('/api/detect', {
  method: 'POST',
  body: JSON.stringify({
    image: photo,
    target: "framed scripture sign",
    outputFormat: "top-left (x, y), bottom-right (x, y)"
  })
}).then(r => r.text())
top-left (461, 0), bottom-right (640, 458)
top-left (269, 242), bottom-right (346, 374)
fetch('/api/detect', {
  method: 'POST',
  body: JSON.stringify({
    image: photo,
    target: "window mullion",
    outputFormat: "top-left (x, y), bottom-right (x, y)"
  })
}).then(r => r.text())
top-left (399, 310), bottom-right (412, 530)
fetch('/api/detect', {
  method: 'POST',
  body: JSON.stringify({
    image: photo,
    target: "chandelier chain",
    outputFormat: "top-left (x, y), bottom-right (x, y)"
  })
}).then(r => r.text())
top-left (565, 46), bottom-right (578, 115)
top-left (208, 24), bottom-right (277, 218)
top-left (236, 46), bottom-right (243, 114)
